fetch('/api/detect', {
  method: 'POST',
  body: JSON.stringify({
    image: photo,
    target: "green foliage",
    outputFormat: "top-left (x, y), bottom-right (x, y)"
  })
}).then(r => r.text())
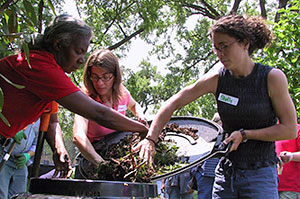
top-left (2, 0), bottom-right (300, 148)
top-left (77, 0), bottom-right (166, 52)
top-left (124, 60), bottom-right (165, 115)
top-left (174, 93), bottom-right (217, 119)
top-left (23, 0), bottom-right (38, 26)
top-left (0, 0), bottom-right (60, 56)
top-left (154, 141), bottom-right (179, 166)
top-left (256, 0), bottom-right (300, 119)
top-left (57, 105), bottom-right (74, 139)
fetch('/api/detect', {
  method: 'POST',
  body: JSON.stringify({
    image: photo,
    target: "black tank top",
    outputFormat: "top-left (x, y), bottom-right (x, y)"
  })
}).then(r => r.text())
top-left (216, 63), bottom-right (278, 169)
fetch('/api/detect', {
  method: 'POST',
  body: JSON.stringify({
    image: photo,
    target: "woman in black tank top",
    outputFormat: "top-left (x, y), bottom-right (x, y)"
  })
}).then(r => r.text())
top-left (133, 14), bottom-right (298, 199)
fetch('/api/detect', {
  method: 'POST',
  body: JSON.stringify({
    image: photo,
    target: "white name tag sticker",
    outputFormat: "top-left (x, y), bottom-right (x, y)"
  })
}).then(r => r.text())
top-left (118, 105), bottom-right (127, 112)
top-left (218, 93), bottom-right (239, 106)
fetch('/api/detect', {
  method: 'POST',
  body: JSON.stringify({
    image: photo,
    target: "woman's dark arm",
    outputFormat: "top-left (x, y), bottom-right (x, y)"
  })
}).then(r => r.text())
top-left (57, 91), bottom-right (148, 135)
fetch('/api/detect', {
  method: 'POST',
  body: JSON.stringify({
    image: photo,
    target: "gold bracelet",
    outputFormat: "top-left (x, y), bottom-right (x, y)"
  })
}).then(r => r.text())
top-left (145, 137), bottom-right (156, 145)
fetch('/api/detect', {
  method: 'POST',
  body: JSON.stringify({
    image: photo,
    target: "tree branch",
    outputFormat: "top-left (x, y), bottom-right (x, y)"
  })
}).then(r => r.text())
top-left (260, 0), bottom-right (267, 19)
top-left (199, 0), bottom-right (222, 18)
top-left (230, 0), bottom-right (242, 14)
top-left (180, 2), bottom-right (220, 19)
top-left (98, 1), bottom-right (136, 43)
top-left (38, 0), bottom-right (44, 33)
top-left (108, 28), bottom-right (144, 50)
top-left (184, 51), bottom-right (213, 72)
top-left (275, 0), bottom-right (289, 22)
top-left (0, 0), bottom-right (18, 14)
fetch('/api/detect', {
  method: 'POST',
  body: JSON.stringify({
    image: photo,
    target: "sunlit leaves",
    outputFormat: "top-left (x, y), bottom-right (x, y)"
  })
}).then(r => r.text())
top-left (22, 42), bottom-right (31, 68)
top-left (23, 0), bottom-right (38, 26)
top-left (47, 0), bottom-right (57, 16)
top-left (256, 0), bottom-right (300, 119)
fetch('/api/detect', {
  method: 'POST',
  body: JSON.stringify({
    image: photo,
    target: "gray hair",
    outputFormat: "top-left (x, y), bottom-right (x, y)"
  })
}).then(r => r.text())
top-left (29, 14), bottom-right (92, 52)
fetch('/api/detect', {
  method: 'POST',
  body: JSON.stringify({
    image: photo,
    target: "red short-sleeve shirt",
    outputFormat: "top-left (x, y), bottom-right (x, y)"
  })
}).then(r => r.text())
top-left (275, 124), bottom-right (300, 193)
top-left (0, 50), bottom-right (79, 137)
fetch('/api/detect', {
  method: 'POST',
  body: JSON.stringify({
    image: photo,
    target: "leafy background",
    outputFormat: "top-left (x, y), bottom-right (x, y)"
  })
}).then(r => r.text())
top-left (0, 0), bottom-right (299, 163)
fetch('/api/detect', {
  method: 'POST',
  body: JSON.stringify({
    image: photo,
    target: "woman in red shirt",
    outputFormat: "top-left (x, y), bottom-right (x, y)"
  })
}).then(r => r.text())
top-left (0, 14), bottom-right (148, 178)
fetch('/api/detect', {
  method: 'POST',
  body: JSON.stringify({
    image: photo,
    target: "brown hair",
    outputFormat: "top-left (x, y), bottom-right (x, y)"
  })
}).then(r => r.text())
top-left (82, 49), bottom-right (126, 107)
top-left (209, 14), bottom-right (274, 55)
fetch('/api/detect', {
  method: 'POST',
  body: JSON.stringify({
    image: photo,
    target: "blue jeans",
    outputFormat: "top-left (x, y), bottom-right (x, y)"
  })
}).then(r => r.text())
top-left (213, 164), bottom-right (279, 199)
top-left (165, 171), bottom-right (193, 199)
top-left (0, 148), bottom-right (28, 199)
top-left (167, 186), bottom-right (193, 199)
top-left (195, 171), bottom-right (215, 199)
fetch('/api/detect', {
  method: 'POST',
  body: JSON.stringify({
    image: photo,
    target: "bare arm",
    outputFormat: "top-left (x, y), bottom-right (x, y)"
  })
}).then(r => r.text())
top-left (127, 96), bottom-right (148, 127)
top-left (147, 72), bottom-right (218, 142)
top-left (293, 151), bottom-right (300, 162)
top-left (128, 97), bottom-right (145, 120)
top-left (279, 127), bottom-right (300, 163)
top-left (45, 113), bottom-right (73, 178)
top-left (123, 85), bottom-right (147, 123)
top-left (132, 72), bottom-right (218, 161)
top-left (73, 114), bottom-right (104, 166)
top-left (45, 114), bottom-right (66, 153)
top-left (225, 69), bottom-right (297, 151)
top-left (280, 151), bottom-right (300, 163)
top-left (56, 91), bottom-right (148, 134)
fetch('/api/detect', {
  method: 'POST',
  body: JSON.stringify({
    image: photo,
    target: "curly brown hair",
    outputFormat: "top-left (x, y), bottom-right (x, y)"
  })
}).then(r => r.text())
top-left (209, 14), bottom-right (274, 55)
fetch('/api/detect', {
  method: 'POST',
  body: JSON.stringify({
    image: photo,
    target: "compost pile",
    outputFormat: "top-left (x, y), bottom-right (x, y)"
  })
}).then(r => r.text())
top-left (161, 122), bottom-right (199, 140)
top-left (95, 123), bottom-right (198, 182)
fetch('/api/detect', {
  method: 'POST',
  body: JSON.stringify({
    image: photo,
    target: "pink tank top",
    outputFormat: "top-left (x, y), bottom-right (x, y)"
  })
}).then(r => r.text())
top-left (87, 91), bottom-right (131, 143)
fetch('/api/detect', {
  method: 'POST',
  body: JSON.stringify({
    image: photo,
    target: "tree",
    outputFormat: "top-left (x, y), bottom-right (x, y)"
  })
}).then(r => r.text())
top-left (1, 0), bottom-right (299, 133)
top-left (256, 0), bottom-right (300, 119)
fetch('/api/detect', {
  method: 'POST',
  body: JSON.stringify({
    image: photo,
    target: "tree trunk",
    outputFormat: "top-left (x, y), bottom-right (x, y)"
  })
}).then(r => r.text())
top-left (0, 0), bottom-right (19, 14)
top-left (275, 0), bottom-right (289, 22)
top-left (38, 0), bottom-right (44, 33)
top-left (260, 0), bottom-right (267, 19)
top-left (230, 0), bottom-right (242, 14)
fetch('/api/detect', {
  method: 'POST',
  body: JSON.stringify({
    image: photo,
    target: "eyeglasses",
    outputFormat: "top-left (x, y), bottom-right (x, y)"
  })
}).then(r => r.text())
top-left (213, 41), bottom-right (237, 54)
top-left (90, 73), bottom-right (114, 82)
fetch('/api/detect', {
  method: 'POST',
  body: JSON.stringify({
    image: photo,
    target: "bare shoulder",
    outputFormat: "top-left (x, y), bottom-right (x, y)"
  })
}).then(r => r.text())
top-left (268, 68), bottom-right (288, 83)
top-left (268, 68), bottom-right (289, 97)
top-left (194, 70), bottom-right (219, 94)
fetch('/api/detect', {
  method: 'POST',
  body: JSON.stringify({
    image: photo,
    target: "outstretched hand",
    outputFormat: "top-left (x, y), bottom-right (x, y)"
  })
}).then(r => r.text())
top-left (52, 150), bottom-right (73, 178)
top-left (132, 138), bottom-right (155, 164)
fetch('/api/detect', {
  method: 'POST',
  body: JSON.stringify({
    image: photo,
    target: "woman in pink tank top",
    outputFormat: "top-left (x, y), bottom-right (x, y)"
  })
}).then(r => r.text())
top-left (73, 49), bottom-right (147, 167)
